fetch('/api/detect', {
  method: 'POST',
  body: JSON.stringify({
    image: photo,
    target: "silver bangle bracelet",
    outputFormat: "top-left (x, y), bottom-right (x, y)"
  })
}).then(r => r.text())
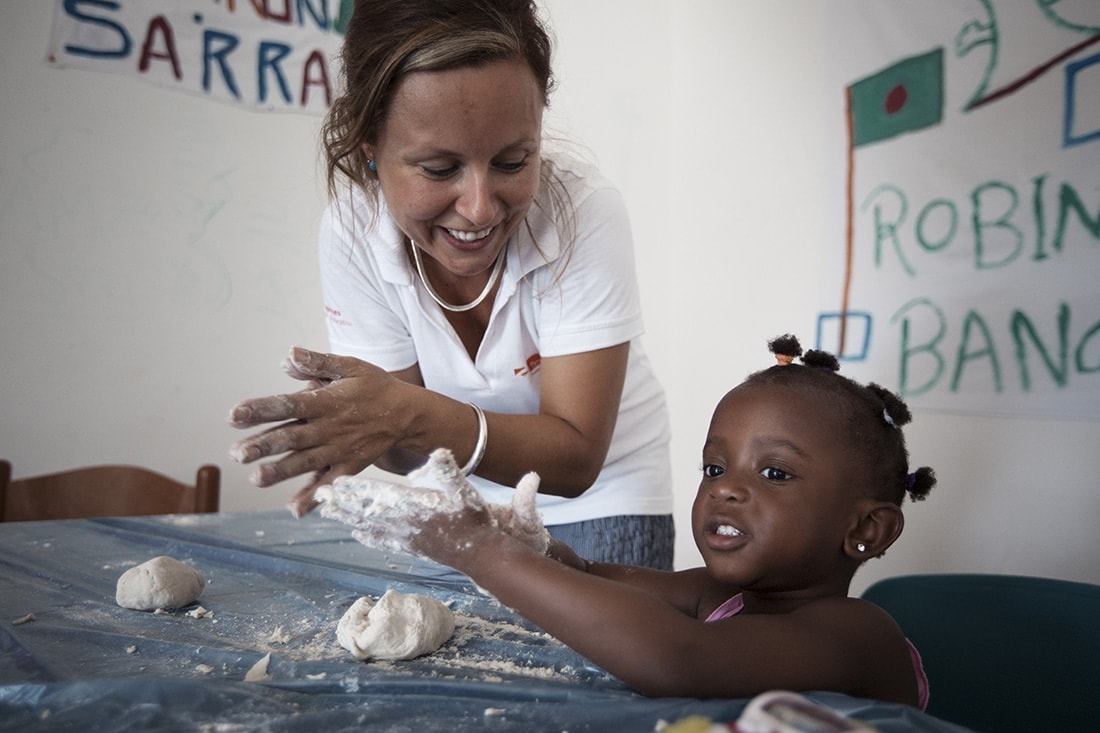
top-left (462, 402), bottom-right (488, 476)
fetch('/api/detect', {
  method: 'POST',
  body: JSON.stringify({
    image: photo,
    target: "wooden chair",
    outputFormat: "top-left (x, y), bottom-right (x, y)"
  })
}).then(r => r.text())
top-left (0, 461), bottom-right (220, 522)
top-left (862, 573), bottom-right (1100, 732)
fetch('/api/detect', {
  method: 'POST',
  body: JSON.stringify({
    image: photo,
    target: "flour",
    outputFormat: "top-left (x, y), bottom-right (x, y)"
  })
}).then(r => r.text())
top-left (336, 590), bottom-right (455, 661)
top-left (487, 471), bottom-right (549, 555)
top-left (115, 556), bottom-right (205, 611)
top-left (244, 652), bottom-right (272, 681)
top-left (316, 447), bottom-right (550, 557)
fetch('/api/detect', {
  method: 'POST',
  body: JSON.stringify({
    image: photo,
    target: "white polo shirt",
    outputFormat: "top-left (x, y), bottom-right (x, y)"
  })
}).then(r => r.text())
top-left (319, 158), bottom-right (673, 525)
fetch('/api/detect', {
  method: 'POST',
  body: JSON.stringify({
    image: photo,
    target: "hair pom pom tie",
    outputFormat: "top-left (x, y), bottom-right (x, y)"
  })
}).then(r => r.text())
top-left (768, 334), bottom-right (803, 366)
top-left (883, 408), bottom-right (898, 428)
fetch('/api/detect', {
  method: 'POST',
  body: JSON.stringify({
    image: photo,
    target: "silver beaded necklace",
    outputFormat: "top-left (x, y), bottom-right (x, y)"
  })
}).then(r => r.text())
top-left (410, 241), bottom-right (506, 313)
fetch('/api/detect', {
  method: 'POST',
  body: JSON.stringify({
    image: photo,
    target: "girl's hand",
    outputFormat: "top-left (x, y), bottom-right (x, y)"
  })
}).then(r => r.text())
top-left (316, 448), bottom-right (549, 565)
top-left (228, 347), bottom-right (412, 516)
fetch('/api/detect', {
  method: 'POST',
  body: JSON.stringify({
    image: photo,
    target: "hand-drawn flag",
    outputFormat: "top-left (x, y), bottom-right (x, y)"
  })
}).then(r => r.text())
top-left (836, 48), bottom-right (945, 360)
top-left (848, 48), bottom-right (944, 147)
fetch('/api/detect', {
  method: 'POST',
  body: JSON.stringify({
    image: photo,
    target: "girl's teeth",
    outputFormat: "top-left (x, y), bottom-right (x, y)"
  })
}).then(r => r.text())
top-left (716, 525), bottom-right (742, 537)
top-left (447, 227), bottom-right (493, 242)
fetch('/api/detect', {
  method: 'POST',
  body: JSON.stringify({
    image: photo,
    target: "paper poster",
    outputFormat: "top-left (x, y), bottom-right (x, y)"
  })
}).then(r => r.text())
top-left (822, 1), bottom-right (1100, 418)
top-left (47, 0), bottom-right (350, 114)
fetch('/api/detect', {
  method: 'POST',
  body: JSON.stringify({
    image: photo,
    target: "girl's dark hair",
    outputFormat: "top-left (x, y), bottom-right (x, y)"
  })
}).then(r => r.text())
top-left (749, 334), bottom-right (937, 505)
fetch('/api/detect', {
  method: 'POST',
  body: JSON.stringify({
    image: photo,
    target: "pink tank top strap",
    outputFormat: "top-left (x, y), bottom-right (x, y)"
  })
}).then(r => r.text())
top-left (704, 593), bottom-right (745, 622)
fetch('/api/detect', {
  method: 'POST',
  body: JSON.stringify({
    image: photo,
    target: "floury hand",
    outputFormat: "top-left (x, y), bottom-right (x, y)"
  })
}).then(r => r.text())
top-left (315, 448), bottom-right (549, 557)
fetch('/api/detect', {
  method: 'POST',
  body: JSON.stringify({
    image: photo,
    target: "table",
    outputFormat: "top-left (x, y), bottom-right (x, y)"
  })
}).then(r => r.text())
top-left (0, 511), bottom-right (972, 732)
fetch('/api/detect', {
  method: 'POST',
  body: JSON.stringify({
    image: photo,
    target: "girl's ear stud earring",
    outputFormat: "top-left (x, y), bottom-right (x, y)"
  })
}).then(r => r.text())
top-left (856, 543), bottom-right (867, 553)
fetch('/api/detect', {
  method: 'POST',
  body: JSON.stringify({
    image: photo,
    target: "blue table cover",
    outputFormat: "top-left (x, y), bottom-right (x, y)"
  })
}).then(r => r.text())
top-left (0, 511), bottom-right (973, 732)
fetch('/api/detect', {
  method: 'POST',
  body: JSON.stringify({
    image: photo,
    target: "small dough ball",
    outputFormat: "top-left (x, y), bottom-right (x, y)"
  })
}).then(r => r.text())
top-left (337, 589), bottom-right (454, 661)
top-left (116, 556), bottom-right (205, 610)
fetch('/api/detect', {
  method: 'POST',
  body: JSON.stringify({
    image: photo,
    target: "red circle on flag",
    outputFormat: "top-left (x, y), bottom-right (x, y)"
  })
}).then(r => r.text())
top-left (884, 84), bottom-right (908, 115)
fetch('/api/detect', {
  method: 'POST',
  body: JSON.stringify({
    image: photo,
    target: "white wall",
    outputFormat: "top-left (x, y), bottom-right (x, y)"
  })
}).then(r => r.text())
top-left (3, 1), bottom-right (1098, 596)
top-left (1, 0), bottom-right (328, 515)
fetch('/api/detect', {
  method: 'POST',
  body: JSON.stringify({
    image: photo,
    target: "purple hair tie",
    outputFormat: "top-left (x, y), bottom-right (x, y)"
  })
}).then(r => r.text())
top-left (905, 473), bottom-right (917, 493)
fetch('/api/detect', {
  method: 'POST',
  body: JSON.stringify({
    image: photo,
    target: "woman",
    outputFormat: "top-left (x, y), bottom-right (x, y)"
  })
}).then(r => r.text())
top-left (229, 0), bottom-right (673, 567)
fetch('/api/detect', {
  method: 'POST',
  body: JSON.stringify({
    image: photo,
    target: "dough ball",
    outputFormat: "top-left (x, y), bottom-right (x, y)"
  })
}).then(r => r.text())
top-left (337, 589), bottom-right (455, 661)
top-left (116, 556), bottom-right (205, 610)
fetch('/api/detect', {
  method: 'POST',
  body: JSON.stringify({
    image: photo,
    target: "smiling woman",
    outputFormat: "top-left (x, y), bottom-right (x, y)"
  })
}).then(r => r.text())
top-left (228, 0), bottom-right (675, 568)
top-left (364, 58), bottom-right (543, 304)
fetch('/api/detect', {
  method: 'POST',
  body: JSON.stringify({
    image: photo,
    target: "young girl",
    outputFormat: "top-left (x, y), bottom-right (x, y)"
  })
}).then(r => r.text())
top-left (317, 334), bottom-right (937, 708)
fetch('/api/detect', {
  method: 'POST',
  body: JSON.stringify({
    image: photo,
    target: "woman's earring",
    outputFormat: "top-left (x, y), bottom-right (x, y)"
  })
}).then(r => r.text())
top-left (368, 159), bottom-right (377, 172)
top-left (856, 543), bottom-right (867, 553)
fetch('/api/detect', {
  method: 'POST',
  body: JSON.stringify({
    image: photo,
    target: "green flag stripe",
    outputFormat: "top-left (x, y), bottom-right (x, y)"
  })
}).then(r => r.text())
top-left (849, 48), bottom-right (944, 148)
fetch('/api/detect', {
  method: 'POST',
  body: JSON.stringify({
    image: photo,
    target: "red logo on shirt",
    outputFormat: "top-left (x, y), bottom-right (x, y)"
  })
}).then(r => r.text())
top-left (324, 304), bottom-right (351, 327)
top-left (514, 353), bottom-right (541, 377)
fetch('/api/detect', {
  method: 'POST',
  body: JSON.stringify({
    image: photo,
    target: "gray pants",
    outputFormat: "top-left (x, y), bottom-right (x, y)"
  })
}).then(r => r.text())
top-left (547, 514), bottom-right (674, 570)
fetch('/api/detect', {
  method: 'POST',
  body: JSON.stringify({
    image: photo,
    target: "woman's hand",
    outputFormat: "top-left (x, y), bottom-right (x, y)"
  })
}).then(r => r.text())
top-left (230, 342), bottom-right (634, 517)
top-left (316, 448), bottom-right (549, 567)
top-left (228, 347), bottom-right (413, 516)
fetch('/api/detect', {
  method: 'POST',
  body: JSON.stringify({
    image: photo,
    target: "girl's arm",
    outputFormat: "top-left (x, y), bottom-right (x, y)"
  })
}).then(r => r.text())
top-left (452, 530), bottom-right (921, 704)
top-left (548, 538), bottom-right (733, 619)
top-left (316, 468), bottom-right (920, 705)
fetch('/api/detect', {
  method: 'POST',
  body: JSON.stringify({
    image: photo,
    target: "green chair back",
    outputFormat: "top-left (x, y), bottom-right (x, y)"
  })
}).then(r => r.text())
top-left (862, 573), bottom-right (1100, 732)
